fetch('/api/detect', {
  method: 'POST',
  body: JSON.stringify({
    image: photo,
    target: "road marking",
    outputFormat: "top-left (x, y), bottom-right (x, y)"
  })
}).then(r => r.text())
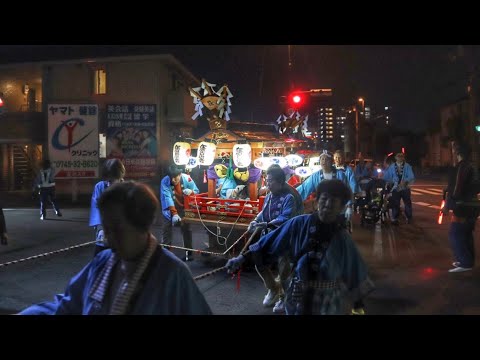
top-left (412, 191), bottom-right (438, 196)
top-left (415, 189), bottom-right (443, 195)
top-left (413, 201), bottom-right (433, 207)
top-left (412, 184), bottom-right (446, 187)
top-left (424, 188), bottom-right (443, 194)
top-left (3, 208), bottom-right (37, 211)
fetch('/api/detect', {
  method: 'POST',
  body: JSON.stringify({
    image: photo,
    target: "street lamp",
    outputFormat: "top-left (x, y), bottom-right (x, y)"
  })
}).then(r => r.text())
top-left (358, 97), bottom-right (365, 110)
top-left (353, 106), bottom-right (359, 156)
top-left (354, 98), bottom-right (366, 157)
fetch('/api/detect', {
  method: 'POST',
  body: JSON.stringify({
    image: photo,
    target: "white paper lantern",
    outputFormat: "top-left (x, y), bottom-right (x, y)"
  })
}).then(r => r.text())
top-left (253, 157), bottom-right (272, 171)
top-left (269, 156), bottom-right (288, 169)
top-left (308, 156), bottom-right (321, 172)
top-left (185, 156), bottom-right (198, 169)
top-left (285, 154), bottom-right (303, 167)
top-left (233, 143), bottom-right (252, 168)
top-left (308, 156), bottom-right (320, 168)
top-left (197, 141), bottom-right (216, 166)
top-left (173, 142), bottom-right (191, 165)
top-left (295, 166), bottom-right (313, 178)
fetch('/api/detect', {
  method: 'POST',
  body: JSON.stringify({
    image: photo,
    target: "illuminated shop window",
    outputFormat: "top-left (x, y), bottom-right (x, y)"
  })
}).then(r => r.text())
top-left (94, 69), bottom-right (107, 95)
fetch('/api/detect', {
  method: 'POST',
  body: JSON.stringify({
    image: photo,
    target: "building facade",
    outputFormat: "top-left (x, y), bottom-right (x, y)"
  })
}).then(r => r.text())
top-left (0, 54), bottom-right (199, 195)
top-left (421, 97), bottom-right (469, 168)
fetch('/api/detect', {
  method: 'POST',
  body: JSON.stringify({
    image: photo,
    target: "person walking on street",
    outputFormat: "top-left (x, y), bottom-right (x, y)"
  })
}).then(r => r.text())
top-left (34, 159), bottom-right (62, 220)
top-left (382, 152), bottom-right (415, 225)
top-left (226, 179), bottom-right (374, 315)
top-left (89, 158), bottom-right (126, 255)
top-left (160, 164), bottom-right (199, 261)
top-left (297, 150), bottom-right (354, 230)
top-left (247, 164), bottom-right (300, 314)
top-left (442, 142), bottom-right (479, 273)
top-left (334, 150), bottom-right (358, 195)
top-left (19, 181), bottom-right (212, 315)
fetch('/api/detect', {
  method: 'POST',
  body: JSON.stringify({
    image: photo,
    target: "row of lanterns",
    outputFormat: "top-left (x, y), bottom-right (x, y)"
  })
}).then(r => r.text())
top-left (173, 141), bottom-right (252, 168)
top-left (173, 142), bottom-right (315, 179)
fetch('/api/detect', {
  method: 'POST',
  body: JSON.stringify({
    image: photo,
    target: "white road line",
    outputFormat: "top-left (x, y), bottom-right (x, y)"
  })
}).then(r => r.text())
top-left (412, 184), bottom-right (446, 187)
top-left (413, 201), bottom-right (433, 207)
top-left (412, 188), bottom-right (442, 195)
top-left (3, 208), bottom-right (37, 211)
top-left (424, 188), bottom-right (444, 194)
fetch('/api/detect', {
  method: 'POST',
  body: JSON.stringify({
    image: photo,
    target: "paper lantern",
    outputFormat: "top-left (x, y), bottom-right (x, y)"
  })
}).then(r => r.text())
top-left (269, 156), bottom-right (288, 169)
top-left (197, 141), bottom-right (216, 166)
top-left (173, 142), bottom-right (191, 165)
top-left (185, 156), bottom-right (198, 169)
top-left (308, 156), bottom-right (321, 172)
top-left (285, 154), bottom-right (303, 167)
top-left (253, 157), bottom-right (272, 171)
top-left (233, 143), bottom-right (252, 168)
top-left (295, 166), bottom-right (313, 178)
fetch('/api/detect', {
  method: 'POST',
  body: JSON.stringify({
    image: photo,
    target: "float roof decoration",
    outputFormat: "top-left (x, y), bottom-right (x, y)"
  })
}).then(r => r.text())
top-left (189, 79), bottom-right (234, 126)
top-left (275, 110), bottom-right (310, 138)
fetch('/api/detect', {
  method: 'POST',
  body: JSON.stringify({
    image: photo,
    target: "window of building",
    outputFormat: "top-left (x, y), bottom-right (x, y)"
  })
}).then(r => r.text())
top-left (99, 133), bottom-right (106, 158)
top-left (94, 69), bottom-right (107, 95)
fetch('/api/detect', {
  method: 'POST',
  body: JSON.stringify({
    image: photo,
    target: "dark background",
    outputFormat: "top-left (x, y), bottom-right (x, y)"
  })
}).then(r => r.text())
top-left (0, 44), bottom-right (477, 133)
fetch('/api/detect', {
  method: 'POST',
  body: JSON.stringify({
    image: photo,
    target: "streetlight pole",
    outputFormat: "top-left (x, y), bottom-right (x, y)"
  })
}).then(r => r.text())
top-left (355, 107), bottom-right (359, 156)
top-left (358, 98), bottom-right (365, 111)
top-left (288, 45), bottom-right (294, 90)
top-left (354, 98), bottom-right (365, 157)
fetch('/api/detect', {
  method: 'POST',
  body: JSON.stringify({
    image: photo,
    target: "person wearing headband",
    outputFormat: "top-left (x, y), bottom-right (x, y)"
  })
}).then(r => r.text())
top-left (296, 150), bottom-right (354, 228)
top-left (382, 152), bottom-right (415, 225)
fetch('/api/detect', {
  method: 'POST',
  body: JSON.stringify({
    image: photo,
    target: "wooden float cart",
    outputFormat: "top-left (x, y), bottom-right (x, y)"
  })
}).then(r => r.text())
top-left (182, 120), bottom-right (299, 250)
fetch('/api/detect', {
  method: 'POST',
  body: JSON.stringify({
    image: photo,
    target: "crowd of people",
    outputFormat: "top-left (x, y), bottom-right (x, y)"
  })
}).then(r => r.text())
top-left (7, 140), bottom-right (478, 315)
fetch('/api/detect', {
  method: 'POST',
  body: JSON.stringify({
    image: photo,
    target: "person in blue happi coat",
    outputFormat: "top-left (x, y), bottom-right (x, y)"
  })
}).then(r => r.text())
top-left (19, 181), bottom-right (212, 315)
top-left (160, 164), bottom-right (199, 261)
top-left (226, 179), bottom-right (374, 315)
top-left (89, 158), bottom-right (126, 255)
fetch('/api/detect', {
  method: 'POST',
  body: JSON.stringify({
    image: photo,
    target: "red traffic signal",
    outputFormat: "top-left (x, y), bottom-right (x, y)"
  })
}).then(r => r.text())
top-left (288, 92), bottom-right (306, 109)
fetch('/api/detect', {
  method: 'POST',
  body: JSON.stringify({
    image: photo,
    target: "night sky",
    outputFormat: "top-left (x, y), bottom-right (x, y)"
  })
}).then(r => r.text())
top-left (1, 45), bottom-right (477, 133)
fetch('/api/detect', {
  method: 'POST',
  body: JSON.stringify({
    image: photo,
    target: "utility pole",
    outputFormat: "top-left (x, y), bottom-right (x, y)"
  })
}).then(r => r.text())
top-left (258, 46), bottom-right (266, 97)
top-left (353, 98), bottom-right (365, 157)
top-left (288, 45), bottom-right (294, 90)
top-left (355, 108), bottom-right (359, 156)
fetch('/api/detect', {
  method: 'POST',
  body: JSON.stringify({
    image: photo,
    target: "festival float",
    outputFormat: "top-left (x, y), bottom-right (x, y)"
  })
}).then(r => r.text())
top-left (174, 79), bottom-right (314, 250)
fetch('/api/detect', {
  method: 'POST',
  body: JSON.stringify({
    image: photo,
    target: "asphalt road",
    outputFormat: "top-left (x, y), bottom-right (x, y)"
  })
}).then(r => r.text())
top-left (1, 179), bottom-right (480, 315)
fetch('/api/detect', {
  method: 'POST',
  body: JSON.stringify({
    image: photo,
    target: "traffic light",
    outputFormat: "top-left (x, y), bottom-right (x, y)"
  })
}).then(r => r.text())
top-left (475, 125), bottom-right (480, 132)
top-left (288, 91), bottom-right (307, 110)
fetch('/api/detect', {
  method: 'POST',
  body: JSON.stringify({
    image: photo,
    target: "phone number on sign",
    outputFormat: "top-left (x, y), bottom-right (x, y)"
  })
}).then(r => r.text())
top-left (54, 160), bottom-right (98, 168)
